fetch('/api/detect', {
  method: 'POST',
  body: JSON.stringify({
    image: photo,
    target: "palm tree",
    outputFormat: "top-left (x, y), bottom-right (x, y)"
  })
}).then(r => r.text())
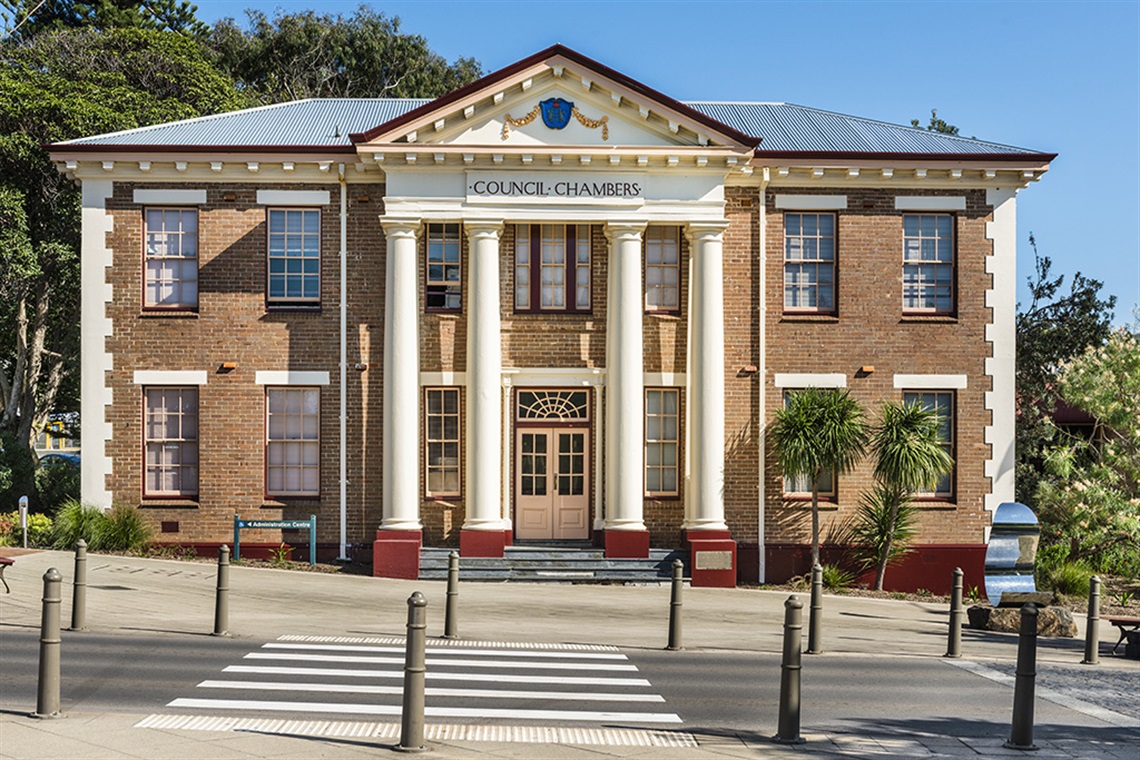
top-left (866, 401), bottom-right (954, 590)
top-left (771, 388), bottom-right (868, 567)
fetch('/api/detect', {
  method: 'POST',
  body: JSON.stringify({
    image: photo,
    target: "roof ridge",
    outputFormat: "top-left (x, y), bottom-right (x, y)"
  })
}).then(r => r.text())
top-left (56, 99), bottom-right (317, 145)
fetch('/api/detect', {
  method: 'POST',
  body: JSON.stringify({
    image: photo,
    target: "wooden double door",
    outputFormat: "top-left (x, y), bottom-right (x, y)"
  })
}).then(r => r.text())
top-left (515, 427), bottom-right (590, 540)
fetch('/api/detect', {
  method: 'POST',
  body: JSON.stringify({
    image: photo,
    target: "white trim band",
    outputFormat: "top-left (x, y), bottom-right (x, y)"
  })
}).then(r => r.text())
top-left (894, 196), bottom-right (966, 211)
top-left (421, 371), bottom-right (467, 386)
top-left (774, 194), bottom-right (847, 210)
top-left (255, 371), bottom-right (330, 386)
top-left (893, 374), bottom-right (968, 390)
top-left (773, 373), bottom-right (846, 388)
top-left (133, 189), bottom-right (207, 205)
top-left (133, 370), bottom-right (208, 386)
top-left (644, 372), bottom-right (686, 387)
top-left (257, 190), bottom-right (331, 206)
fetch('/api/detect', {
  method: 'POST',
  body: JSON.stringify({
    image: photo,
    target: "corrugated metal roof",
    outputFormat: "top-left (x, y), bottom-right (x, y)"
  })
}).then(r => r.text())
top-left (58, 98), bottom-right (1043, 156)
top-left (686, 102), bottom-right (1036, 155)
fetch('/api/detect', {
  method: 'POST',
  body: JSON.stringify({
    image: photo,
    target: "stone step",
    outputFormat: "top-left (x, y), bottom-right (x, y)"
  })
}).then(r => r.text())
top-left (417, 546), bottom-right (687, 584)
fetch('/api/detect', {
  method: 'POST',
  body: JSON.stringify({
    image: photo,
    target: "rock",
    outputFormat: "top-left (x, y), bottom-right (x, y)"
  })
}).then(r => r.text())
top-left (997, 591), bottom-right (1054, 608)
top-left (967, 604), bottom-right (1077, 637)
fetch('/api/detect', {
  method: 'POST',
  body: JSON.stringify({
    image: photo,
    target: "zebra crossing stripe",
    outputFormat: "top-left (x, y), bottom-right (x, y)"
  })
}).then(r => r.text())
top-left (261, 642), bottom-right (628, 660)
top-left (244, 652), bottom-right (638, 671)
top-left (135, 715), bottom-right (697, 747)
top-left (196, 679), bottom-right (665, 702)
top-left (274, 635), bottom-right (620, 651)
top-left (223, 664), bottom-right (652, 686)
top-left (166, 698), bottom-right (683, 724)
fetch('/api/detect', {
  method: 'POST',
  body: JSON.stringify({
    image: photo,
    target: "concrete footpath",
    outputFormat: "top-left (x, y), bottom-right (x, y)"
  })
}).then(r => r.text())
top-left (0, 549), bottom-right (1136, 759)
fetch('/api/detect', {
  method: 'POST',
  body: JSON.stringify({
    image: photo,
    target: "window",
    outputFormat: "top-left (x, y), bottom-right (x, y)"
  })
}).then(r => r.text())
top-left (144, 388), bottom-right (198, 497)
top-left (268, 209), bottom-right (320, 304)
top-left (645, 389), bottom-right (680, 496)
top-left (903, 391), bottom-right (954, 497)
top-left (645, 227), bottom-right (681, 312)
top-left (515, 224), bottom-right (591, 312)
top-left (784, 212), bottom-right (835, 312)
top-left (902, 214), bottom-right (954, 313)
top-left (425, 388), bottom-right (461, 497)
top-left (144, 208), bottom-right (198, 309)
top-left (426, 223), bottom-right (461, 311)
top-left (266, 388), bottom-right (320, 497)
top-left (781, 390), bottom-right (836, 497)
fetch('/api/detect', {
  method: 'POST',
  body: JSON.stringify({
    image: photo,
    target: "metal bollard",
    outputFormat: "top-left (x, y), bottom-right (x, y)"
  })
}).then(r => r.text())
top-left (444, 551), bottom-right (459, 639)
top-left (945, 567), bottom-right (963, 658)
top-left (69, 540), bottom-right (88, 632)
top-left (213, 545), bottom-right (230, 637)
top-left (398, 591), bottom-right (428, 753)
top-left (1081, 575), bottom-right (1100, 665)
top-left (33, 568), bottom-right (63, 719)
top-left (1004, 603), bottom-right (1039, 750)
top-left (807, 563), bottom-right (823, 655)
top-left (666, 558), bottom-right (683, 651)
top-left (772, 595), bottom-right (805, 744)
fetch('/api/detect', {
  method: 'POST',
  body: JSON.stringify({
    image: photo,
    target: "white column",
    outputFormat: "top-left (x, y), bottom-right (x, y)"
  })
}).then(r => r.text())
top-left (80, 180), bottom-right (115, 509)
top-left (686, 221), bottom-right (731, 532)
top-left (604, 223), bottom-right (647, 532)
top-left (380, 218), bottom-right (422, 530)
top-left (984, 188), bottom-right (1019, 516)
top-left (463, 221), bottom-right (505, 531)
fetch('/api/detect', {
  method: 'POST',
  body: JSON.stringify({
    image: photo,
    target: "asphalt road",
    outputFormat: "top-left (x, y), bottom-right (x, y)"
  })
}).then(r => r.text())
top-left (2, 627), bottom-right (1136, 749)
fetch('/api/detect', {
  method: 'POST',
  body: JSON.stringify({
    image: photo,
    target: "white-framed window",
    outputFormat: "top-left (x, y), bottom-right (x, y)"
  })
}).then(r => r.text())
top-left (645, 388), bottom-right (680, 496)
top-left (515, 224), bottom-right (590, 312)
top-left (266, 387), bottom-right (320, 497)
top-left (144, 208), bottom-right (198, 309)
top-left (144, 387), bottom-right (198, 497)
top-left (902, 390), bottom-right (955, 498)
top-left (781, 390), bottom-right (836, 497)
top-left (267, 208), bottom-right (320, 304)
top-left (426, 223), bottom-right (461, 311)
top-left (784, 212), bottom-right (835, 313)
top-left (645, 226), bottom-right (681, 312)
top-left (902, 214), bottom-right (954, 313)
top-left (425, 387), bottom-right (461, 497)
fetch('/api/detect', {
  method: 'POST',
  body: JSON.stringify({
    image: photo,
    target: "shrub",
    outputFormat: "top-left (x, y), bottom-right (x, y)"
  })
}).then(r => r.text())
top-left (821, 563), bottom-right (855, 590)
top-left (51, 500), bottom-right (107, 549)
top-left (1042, 561), bottom-right (1094, 597)
top-left (850, 484), bottom-right (919, 573)
top-left (36, 461), bottom-right (80, 512)
top-left (17, 512), bottom-right (54, 547)
top-left (0, 511), bottom-right (16, 546)
top-left (95, 504), bottom-right (153, 552)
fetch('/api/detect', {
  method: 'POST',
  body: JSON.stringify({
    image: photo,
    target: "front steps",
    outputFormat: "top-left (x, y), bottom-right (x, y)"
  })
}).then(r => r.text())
top-left (419, 544), bottom-right (687, 584)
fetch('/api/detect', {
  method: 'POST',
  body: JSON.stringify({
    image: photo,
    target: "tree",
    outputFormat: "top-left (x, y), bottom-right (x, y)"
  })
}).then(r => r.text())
top-left (1, 0), bottom-right (208, 41)
top-left (911, 108), bottom-right (959, 136)
top-left (1015, 234), bottom-right (1116, 504)
top-left (208, 6), bottom-right (482, 104)
top-left (858, 402), bottom-right (954, 590)
top-left (770, 388), bottom-right (868, 566)
top-left (0, 27), bottom-right (243, 509)
top-left (1035, 328), bottom-right (1140, 572)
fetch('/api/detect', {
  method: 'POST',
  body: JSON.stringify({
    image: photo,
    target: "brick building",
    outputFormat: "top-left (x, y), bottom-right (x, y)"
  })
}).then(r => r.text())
top-left (50, 46), bottom-right (1054, 589)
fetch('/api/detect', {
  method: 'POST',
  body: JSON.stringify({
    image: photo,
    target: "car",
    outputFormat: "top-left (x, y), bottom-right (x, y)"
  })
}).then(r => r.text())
top-left (38, 452), bottom-right (80, 470)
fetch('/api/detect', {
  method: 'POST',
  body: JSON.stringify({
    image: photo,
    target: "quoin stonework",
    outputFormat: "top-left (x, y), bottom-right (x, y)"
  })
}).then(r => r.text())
top-left (50, 45), bottom-right (1054, 590)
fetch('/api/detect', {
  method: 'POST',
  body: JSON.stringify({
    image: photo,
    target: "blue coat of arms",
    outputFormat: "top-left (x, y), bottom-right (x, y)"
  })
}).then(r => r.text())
top-left (540, 98), bottom-right (573, 129)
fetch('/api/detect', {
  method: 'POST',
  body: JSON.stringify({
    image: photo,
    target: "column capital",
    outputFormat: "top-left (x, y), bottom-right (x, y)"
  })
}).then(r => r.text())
top-left (464, 219), bottom-right (505, 242)
top-left (685, 220), bottom-right (730, 244)
top-left (380, 216), bottom-right (421, 237)
top-left (604, 221), bottom-right (647, 243)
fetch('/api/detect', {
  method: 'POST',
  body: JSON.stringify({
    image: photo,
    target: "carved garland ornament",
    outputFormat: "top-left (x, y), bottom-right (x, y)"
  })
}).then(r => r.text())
top-left (503, 98), bottom-right (609, 141)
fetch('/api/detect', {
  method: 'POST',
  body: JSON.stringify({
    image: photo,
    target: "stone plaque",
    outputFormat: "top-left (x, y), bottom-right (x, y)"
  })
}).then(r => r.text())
top-left (695, 550), bottom-right (733, 571)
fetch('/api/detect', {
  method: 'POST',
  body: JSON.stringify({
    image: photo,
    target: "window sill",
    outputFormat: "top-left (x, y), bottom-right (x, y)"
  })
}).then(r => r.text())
top-left (780, 314), bottom-right (839, 323)
top-left (262, 498), bottom-right (321, 507)
top-left (265, 305), bottom-right (322, 315)
top-left (140, 310), bottom-right (198, 319)
top-left (425, 310), bottom-right (462, 317)
top-left (913, 498), bottom-right (957, 509)
top-left (644, 493), bottom-right (683, 502)
top-left (782, 496), bottom-right (838, 505)
top-left (424, 495), bottom-right (462, 503)
top-left (139, 499), bottom-right (199, 508)
top-left (899, 314), bottom-right (957, 324)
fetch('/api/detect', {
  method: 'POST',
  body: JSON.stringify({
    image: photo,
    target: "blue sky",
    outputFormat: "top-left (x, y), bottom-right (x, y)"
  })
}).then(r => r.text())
top-left (194, 0), bottom-right (1140, 324)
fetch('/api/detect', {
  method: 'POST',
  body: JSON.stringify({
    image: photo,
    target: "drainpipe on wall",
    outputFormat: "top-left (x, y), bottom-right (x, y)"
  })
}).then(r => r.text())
top-left (338, 163), bottom-right (348, 561)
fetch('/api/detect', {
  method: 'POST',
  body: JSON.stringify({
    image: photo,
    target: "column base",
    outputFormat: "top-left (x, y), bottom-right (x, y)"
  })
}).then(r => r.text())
top-left (604, 529), bottom-right (650, 559)
top-left (684, 529), bottom-right (737, 588)
top-left (373, 529), bottom-right (422, 580)
top-left (460, 529), bottom-right (508, 558)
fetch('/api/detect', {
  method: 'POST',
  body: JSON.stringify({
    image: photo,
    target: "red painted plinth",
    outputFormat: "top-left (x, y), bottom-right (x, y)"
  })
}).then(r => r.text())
top-left (460, 529), bottom-right (507, 558)
top-left (604, 529), bottom-right (650, 559)
top-left (372, 529), bottom-right (422, 579)
top-left (685, 530), bottom-right (737, 588)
